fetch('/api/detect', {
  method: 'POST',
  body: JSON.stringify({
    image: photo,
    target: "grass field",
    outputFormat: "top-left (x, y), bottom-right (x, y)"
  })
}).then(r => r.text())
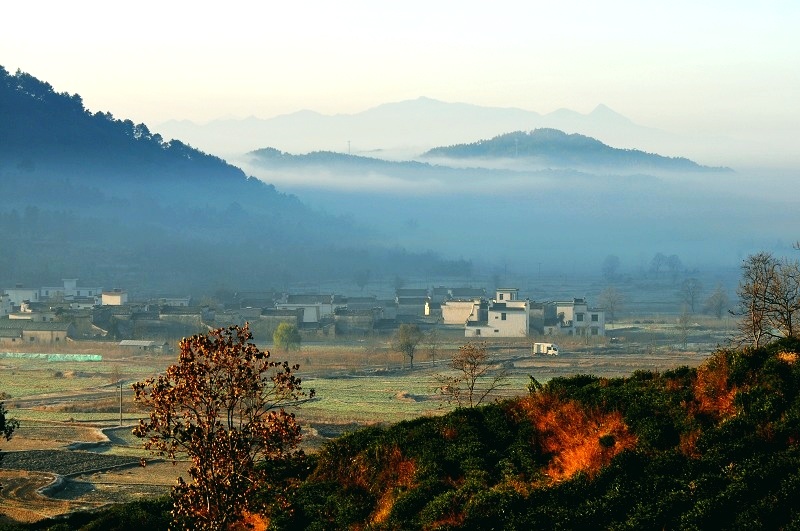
top-left (0, 318), bottom-right (724, 522)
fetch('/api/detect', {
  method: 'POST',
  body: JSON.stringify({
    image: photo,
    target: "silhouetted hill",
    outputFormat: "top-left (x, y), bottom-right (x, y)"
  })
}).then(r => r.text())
top-left (423, 129), bottom-right (730, 172)
top-left (0, 67), bottom-right (470, 293)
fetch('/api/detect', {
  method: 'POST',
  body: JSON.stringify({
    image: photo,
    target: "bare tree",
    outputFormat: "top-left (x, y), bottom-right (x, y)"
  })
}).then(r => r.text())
top-left (666, 254), bottom-right (683, 281)
top-left (393, 323), bottom-right (423, 367)
top-left (426, 327), bottom-right (442, 366)
top-left (678, 278), bottom-right (703, 314)
top-left (704, 285), bottom-right (731, 319)
top-left (764, 258), bottom-right (800, 338)
top-left (598, 286), bottom-right (624, 324)
top-left (650, 252), bottom-right (667, 275)
top-left (435, 342), bottom-right (508, 408)
top-left (735, 252), bottom-right (776, 347)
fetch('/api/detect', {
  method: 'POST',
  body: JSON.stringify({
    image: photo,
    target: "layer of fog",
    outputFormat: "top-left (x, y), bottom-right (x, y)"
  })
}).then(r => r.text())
top-left (238, 157), bottom-right (800, 276)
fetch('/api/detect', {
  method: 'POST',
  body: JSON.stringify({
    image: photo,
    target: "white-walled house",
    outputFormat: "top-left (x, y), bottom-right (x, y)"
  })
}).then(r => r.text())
top-left (39, 279), bottom-right (102, 301)
top-left (441, 299), bottom-right (484, 325)
top-left (3, 285), bottom-right (40, 306)
top-left (543, 298), bottom-right (606, 337)
top-left (465, 288), bottom-right (530, 338)
top-left (102, 290), bottom-right (129, 306)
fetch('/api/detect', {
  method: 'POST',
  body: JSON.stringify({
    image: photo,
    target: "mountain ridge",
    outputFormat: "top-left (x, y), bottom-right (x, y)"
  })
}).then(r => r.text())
top-left (157, 97), bottom-right (680, 160)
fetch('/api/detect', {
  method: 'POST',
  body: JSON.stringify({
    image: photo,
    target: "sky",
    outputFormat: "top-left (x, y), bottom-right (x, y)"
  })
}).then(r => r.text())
top-left (3, 1), bottom-right (799, 165)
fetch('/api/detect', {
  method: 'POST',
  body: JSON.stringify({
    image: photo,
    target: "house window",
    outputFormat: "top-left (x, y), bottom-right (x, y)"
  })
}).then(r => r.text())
top-left (494, 329), bottom-right (499, 333)
top-left (501, 312), bottom-right (507, 320)
top-left (475, 329), bottom-right (481, 336)
top-left (576, 313), bottom-right (584, 322)
top-left (591, 327), bottom-right (599, 335)
top-left (499, 293), bottom-right (504, 300)
top-left (591, 314), bottom-right (599, 322)
top-left (30, 337), bottom-right (35, 342)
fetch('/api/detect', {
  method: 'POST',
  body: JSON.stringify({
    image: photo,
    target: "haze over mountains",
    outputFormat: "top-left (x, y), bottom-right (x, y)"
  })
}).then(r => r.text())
top-left (157, 96), bottom-right (789, 170)
top-left (0, 67), bottom-right (469, 294)
top-left (160, 98), bottom-right (682, 162)
top-left (2, 66), bottom-right (799, 293)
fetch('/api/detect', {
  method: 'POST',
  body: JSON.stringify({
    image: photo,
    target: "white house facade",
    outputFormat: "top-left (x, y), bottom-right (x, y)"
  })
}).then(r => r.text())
top-left (544, 298), bottom-right (606, 337)
top-left (465, 288), bottom-right (530, 338)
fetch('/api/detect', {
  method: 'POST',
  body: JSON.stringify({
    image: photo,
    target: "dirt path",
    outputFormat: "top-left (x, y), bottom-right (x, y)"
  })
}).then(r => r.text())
top-left (0, 470), bottom-right (104, 523)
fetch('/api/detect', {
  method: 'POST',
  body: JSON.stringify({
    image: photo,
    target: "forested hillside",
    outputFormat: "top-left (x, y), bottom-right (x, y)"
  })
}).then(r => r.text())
top-left (0, 68), bottom-right (468, 293)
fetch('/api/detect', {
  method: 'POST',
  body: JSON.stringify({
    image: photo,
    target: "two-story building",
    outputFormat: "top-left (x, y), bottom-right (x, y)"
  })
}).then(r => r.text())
top-left (543, 298), bottom-right (606, 337)
top-left (39, 279), bottom-right (102, 302)
top-left (465, 288), bottom-right (530, 338)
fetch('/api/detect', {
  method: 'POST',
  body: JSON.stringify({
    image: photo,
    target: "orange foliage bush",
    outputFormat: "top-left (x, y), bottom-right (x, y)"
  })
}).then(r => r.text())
top-left (692, 351), bottom-right (738, 420)
top-left (369, 446), bottom-right (418, 525)
top-left (516, 393), bottom-right (637, 481)
top-left (228, 512), bottom-right (268, 531)
top-left (679, 428), bottom-right (702, 458)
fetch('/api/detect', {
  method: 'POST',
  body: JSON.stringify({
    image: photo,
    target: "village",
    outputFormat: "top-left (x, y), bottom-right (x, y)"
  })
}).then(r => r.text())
top-left (0, 278), bottom-right (606, 349)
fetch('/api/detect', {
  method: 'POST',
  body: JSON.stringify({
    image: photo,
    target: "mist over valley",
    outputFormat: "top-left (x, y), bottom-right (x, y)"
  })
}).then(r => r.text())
top-left (2, 67), bottom-right (798, 297)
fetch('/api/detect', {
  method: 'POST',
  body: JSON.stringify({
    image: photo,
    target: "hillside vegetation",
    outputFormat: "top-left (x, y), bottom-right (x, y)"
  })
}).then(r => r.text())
top-left (13, 337), bottom-right (800, 530)
top-left (266, 338), bottom-right (800, 529)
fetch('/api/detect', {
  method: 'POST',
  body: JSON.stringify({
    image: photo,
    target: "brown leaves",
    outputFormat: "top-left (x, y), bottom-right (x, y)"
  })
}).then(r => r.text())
top-left (131, 324), bottom-right (311, 530)
top-left (692, 351), bottom-right (738, 421)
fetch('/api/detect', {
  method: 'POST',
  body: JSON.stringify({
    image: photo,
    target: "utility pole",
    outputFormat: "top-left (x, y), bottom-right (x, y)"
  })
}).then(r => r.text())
top-left (119, 379), bottom-right (122, 426)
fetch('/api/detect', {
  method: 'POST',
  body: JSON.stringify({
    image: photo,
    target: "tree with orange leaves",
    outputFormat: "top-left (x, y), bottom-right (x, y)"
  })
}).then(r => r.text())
top-left (133, 324), bottom-right (313, 530)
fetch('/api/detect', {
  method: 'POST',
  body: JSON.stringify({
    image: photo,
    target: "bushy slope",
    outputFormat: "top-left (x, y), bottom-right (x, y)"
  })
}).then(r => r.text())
top-left (270, 338), bottom-right (800, 529)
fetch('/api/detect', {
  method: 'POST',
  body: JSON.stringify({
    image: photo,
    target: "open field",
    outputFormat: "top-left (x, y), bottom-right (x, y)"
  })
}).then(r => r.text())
top-left (0, 318), bottom-right (727, 523)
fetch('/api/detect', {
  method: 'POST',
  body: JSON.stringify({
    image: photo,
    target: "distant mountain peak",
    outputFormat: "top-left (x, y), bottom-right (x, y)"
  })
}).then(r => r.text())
top-left (589, 104), bottom-right (634, 124)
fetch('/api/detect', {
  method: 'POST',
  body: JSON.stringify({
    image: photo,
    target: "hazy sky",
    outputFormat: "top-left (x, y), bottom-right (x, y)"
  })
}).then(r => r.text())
top-left (3, 1), bottom-right (798, 146)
